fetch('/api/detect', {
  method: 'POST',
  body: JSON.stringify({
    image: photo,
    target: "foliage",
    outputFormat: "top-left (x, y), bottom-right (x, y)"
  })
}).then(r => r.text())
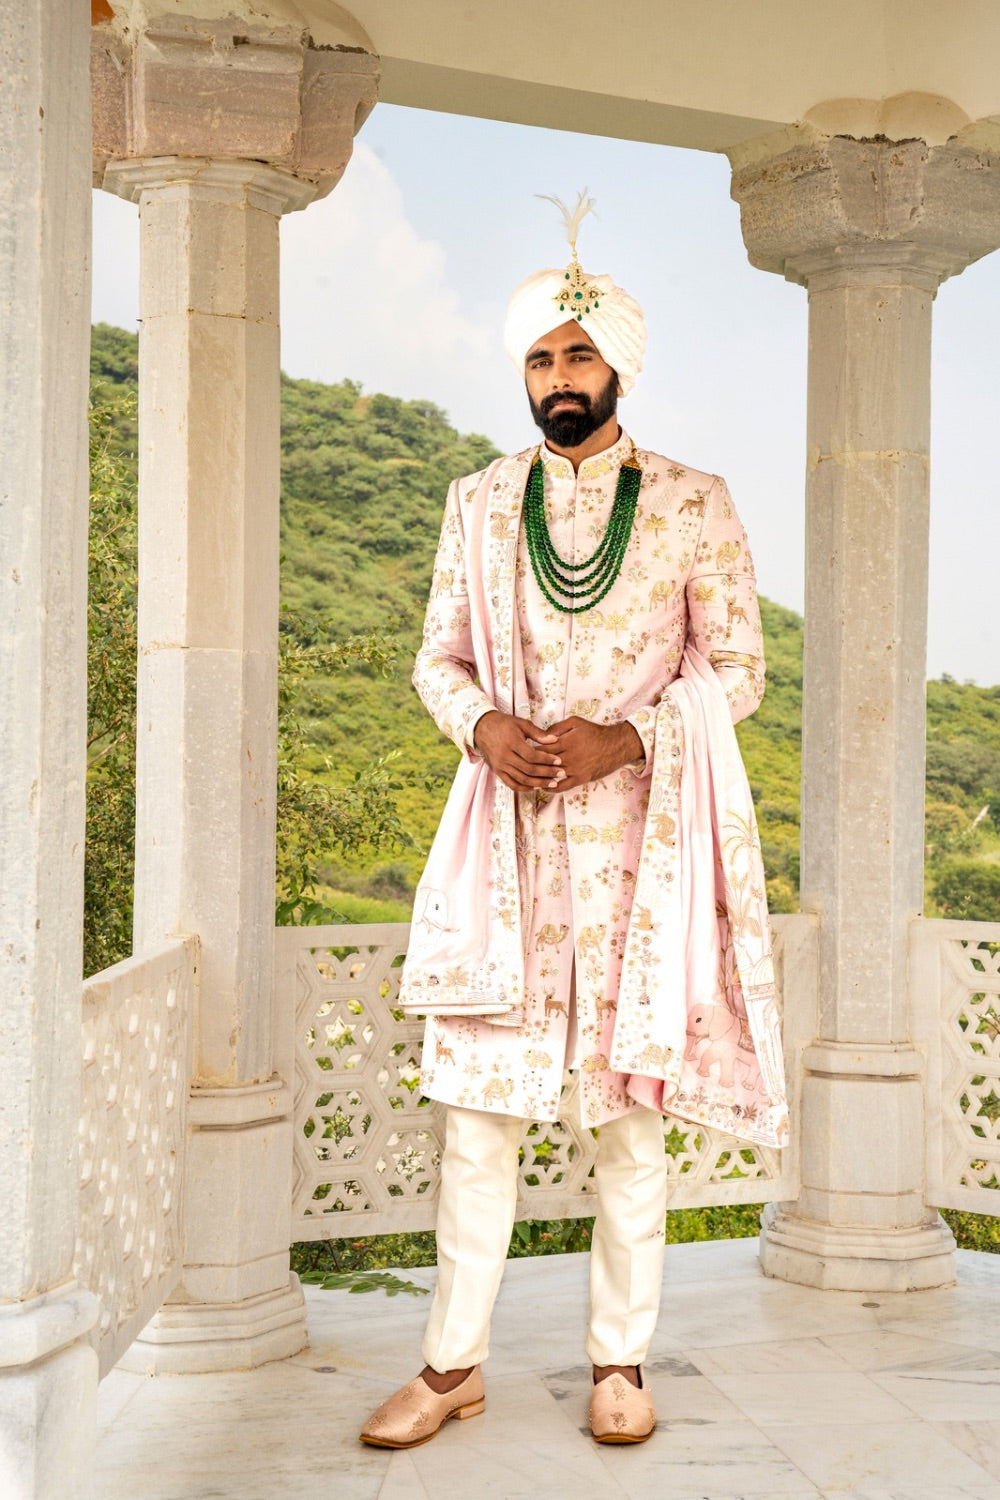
top-left (86, 325), bottom-right (411, 969)
top-left (290, 1197), bottom-right (1000, 1283)
top-left (940, 1208), bottom-right (1000, 1253)
top-left (297, 1268), bottom-right (429, 1297)
top-left (85, 388), bottom-right (138, 976)
top-left (275, 611), bottom-right (407, 925)
top-left (91, 321), bottom-right (140, 391)
top-left (289, 1204), bottom-right (767, 1279)
top-left (299, 889), bottom-right (413, 925)
top-left (735, 599), bottom-right (803, 912)
top-left (931, 858), bottom-right (1000, 922)
top-left (290, 1234), bottom-right (437, 1278)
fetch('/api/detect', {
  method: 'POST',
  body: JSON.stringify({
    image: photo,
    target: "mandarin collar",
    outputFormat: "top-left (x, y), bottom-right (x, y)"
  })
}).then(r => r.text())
top-left (539, 428), bottom-right (636, 482)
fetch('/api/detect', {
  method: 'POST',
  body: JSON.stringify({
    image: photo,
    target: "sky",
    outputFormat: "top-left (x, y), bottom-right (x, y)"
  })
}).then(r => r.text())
top-left (92, 103), bottom-right (1000, 686)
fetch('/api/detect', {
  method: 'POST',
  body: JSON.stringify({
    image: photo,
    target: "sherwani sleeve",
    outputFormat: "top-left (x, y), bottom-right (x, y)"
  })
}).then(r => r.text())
top-left (626, 475), bottom-right (765, 763)
top-left (412, 476), bottom-right (495, 759)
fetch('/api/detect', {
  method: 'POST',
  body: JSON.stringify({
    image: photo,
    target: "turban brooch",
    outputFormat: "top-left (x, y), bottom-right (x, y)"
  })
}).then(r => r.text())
top-left (503, 190), bottom-right (646, 397)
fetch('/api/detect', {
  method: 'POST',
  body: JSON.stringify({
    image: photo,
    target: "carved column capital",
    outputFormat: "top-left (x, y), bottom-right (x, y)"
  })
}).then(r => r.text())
top-left (92, 15), bottom-right (379, 206)
top-left (732, 135), bottom-right (1000, 288)
top-left (102, 156), bottom-right (317, 215)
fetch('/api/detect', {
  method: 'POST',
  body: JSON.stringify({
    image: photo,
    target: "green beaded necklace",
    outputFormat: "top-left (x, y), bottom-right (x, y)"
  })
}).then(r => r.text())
top-left (522, 448), bottom-right (642, 614)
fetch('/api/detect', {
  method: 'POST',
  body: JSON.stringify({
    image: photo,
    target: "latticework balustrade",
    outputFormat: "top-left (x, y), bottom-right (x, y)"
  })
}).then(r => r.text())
top-left (915, 919), bottom-right (1000, 1213)
top-left (75, 939), bottom-right (194, 1376)
top-left (278, 921), bottom-right (803, 1242)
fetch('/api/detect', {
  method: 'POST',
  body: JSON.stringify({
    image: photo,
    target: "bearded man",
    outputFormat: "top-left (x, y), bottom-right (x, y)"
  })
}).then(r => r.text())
top-left (360, 198), bottom-right (787, 1450)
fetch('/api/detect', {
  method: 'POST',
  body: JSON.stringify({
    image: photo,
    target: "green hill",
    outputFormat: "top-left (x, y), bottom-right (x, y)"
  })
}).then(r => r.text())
top-left (90, 323), bottom-right (1000, 922)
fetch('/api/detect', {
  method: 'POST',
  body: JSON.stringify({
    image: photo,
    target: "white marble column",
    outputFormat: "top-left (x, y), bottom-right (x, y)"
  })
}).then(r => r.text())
top-left (95, 16), bottom-right (378, 1371)
top-left (102, 158), bottom-right (314, 1370)
top-left (0, 4), bottom-right (100, 1496)
top-left (732, 135), bottom-right (1000, 1289)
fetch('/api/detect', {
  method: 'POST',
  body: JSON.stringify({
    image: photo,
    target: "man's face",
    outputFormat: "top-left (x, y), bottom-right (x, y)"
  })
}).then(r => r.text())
top-left (524, 322), bottom-right (621, 449)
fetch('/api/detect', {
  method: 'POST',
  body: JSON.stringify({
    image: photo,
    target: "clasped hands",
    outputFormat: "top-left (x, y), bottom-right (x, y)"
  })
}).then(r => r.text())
top-left (472, 710), bottom-right (644, 793)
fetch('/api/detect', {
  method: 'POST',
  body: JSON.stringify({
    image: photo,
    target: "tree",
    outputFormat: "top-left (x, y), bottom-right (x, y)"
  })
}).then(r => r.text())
top-left (85, 387), bottom-right (408, 974)
top-left (85, 393), bottom-right (139, 975)
top-left (931, 859), bottom-right (1000, 923)
top-left (275, 611), bottom-right (407, 924)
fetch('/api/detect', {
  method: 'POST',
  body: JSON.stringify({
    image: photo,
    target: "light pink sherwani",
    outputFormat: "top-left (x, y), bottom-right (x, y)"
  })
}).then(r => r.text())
top-left (410, 430), bottom-right (766, 1128)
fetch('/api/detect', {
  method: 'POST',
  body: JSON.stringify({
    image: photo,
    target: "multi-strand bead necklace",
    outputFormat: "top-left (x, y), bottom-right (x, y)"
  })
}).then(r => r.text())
top-left (522, 449), bottom-right (642, 614)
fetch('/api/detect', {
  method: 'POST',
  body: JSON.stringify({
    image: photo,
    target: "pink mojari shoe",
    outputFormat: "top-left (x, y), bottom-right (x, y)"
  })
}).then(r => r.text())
top-left (589, 1366), bottom-right (656, 1444)
top-left (359, 1368), bottom-right (485, 1449)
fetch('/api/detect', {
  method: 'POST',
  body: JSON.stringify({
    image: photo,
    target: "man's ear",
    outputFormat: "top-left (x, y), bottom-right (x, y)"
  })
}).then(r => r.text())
top-left (617, 380), bottom-right (624, 397)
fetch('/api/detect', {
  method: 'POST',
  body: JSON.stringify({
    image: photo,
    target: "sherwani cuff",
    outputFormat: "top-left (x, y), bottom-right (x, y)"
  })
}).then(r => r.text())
top-left (624, 708), bottom-right (655, 776)
top-left (460, 700), bottom-right (496, 761)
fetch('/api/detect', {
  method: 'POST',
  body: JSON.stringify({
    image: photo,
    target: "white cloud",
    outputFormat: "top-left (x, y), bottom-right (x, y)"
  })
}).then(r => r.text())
top-left (91, 189), bottom-right (140, 330)
top-left (279, 145), bottom-right (517, 436)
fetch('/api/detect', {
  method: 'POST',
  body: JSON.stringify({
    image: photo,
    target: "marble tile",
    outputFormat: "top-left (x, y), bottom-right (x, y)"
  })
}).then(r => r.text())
top-left (96, 1368), bottom-right (392, 1488)
top-left (659, 1234), bottom-right (767, 1283)
top-left (877, 1306), bottom-right (1000, 1356)
top-left (95, 1367), bottom-right (145, 1431)
top-left (867, 1274), bottom-right (1000, 1357)
top-left (91, 1246), bottom-right (1000, 1500)
top-left (929, 1421), bottom-right (1000, 1481)
top-left (764, 1420), bottom-right (997, 1491)
top-left (290, 1285), bottom-right (436, 1383)
top-left (590, 1421), bottom-right (816, 1494)
top-left (405, 1373), bottom-right (631, 1500)
top-left (818, 1490), bottom-right (1000, 1499)
top-left (821, 1329), bottom-right (1000, 1374)
top-left (711, 1372), bottom-right (919, 1427)
top-left (653, 1279), bottom-right (881, 1351)
top-left (102, 1358), bottom-right (390, 1445)
top-left (541, 1352), bottom-right (703, 1395)
top-left (487, 1252), bottom-right (589, 1297)
top-left (644, 1351), bottom-right (705, 1377)
top-left (954, 1250), bottom-right (1000, 1288)
top-left (690, 1336), bottom-right (855, 1376)
top-left (99, 1467), bottom-right (389, 1500)
top-left (377, 1451), bottom-right (433, 1500)
top-left (97, 1418), bottom-right (383, 1481)
top-left (872, 1370), bottom-right (1000, 1422)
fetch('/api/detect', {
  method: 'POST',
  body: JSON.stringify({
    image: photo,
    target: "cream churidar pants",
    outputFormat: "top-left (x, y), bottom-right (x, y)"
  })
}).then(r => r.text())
top-left (421, 1104), bottom-right (669, 1373)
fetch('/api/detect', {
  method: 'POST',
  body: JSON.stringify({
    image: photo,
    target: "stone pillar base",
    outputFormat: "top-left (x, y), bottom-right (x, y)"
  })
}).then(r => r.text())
top-left (118, 1275), bottom-right (307, 1375)
top-left (0, 1289), bottom-right (99, 1500)
top-left (759, 1202), bottom-right (956, 1291)
top-left (0, 1343), bottom-right (98, 1500)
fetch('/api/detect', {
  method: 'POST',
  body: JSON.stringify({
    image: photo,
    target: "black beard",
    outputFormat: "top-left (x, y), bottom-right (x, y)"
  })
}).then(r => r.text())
top-left (528, 369), bottom-right (619, 448)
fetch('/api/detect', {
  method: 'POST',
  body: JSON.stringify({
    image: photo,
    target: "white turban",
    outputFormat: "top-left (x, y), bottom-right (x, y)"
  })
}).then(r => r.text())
top-left (503, 264), bottom-right (647, 397)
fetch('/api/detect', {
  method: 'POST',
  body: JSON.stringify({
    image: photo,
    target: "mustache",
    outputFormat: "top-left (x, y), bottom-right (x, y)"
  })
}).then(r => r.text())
top-left (539, 390), bottom-right (590, 416)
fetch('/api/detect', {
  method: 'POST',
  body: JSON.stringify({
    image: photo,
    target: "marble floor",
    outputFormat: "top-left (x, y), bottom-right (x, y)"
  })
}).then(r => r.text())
top-left (95, 1239), bottom-right (1000, 1499)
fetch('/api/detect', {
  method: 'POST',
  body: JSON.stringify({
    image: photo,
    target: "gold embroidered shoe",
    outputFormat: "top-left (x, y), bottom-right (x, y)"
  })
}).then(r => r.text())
top-left (359, 1368), bottom-right (485, 1449)
top-left (589, 1367), bottom-right (656, 1444)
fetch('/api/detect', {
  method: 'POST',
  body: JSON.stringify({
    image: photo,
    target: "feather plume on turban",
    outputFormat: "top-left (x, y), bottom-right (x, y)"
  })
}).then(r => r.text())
top-left (503, 191), bottom-right (647, 397)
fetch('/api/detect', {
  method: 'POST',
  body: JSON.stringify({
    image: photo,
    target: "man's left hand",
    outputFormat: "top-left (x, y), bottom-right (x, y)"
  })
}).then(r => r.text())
top-left (541, 717), bottom-right (644, 793)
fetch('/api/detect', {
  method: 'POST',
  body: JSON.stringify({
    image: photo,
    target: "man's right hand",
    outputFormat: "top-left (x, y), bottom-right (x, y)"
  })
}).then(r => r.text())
top-left (472, 710), bottom-right (565, 791)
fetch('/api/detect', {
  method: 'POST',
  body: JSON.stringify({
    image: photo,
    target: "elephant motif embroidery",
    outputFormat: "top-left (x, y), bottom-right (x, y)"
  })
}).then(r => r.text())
top-left (685, 1004), bottom-right (760, 1090)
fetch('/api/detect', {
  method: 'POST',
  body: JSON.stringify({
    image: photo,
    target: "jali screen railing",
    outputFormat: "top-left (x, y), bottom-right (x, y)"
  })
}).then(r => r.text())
top-left (913, 917), bottom-right (1000, 1214)
top-left (75, 938), bottom-right (194, 1377)
top-left (279, 916), bottom-right (810, 1243)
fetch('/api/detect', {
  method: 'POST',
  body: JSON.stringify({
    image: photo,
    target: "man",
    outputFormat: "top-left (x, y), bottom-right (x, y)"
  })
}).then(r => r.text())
top-left (360, 201), bottom-right (787, 1450)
